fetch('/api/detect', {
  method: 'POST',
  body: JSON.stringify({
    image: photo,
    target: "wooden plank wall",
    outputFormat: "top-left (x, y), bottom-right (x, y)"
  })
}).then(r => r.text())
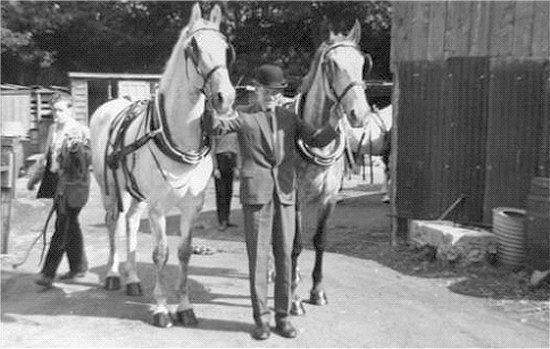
top-left (71, 79), bottom-right (89, 125)
top-left (391, 1), bottom-right (550, 66)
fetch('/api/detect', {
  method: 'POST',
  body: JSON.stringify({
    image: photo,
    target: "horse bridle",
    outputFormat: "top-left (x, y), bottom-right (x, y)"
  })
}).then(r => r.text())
top-left (321, 42), bottom-right (373, 106)
top-left (183, 27), bottom-right (236, 96)
top-left (296, 42), bottom-right (374, 167)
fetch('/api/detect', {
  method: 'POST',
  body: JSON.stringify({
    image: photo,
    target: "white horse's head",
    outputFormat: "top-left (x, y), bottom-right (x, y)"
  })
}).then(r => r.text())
top-left (162, 3), bottom-right (236, 114)
top-left (321, 20), bottom-right (372, 128)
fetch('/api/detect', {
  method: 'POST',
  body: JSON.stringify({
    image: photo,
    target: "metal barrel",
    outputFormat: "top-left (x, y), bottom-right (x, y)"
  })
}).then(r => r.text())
top-left (493, 207), bottom-right (527, 267)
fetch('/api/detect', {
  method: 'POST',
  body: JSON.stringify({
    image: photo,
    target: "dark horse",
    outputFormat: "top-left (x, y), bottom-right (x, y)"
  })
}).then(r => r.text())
top-left (290, 21), bottom-right (376, 314)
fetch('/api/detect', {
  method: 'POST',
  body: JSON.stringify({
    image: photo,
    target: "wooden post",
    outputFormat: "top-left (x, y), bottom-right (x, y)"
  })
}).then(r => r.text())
top-left (1, 140), bottom-right (16, 254)
top-left (390, 71), bottom-right (407, 248)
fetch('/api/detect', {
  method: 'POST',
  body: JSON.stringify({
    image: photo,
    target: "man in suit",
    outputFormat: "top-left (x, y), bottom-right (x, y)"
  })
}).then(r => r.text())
top-left (203, 64), bottom-right (341, 340)
top-left (28, 92), bottom-right (92, 288)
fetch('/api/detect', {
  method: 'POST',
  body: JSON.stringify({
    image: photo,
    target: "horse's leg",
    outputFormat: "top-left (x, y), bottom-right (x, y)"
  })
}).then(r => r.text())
top-left (290, 200), bottom-right (306, 315)
top-left (173, 202), bottom-right (202, 326)
top-left (103, 195), bottom-right (123, 291)
top-left (310, 198), bottom-right (336, 305)
top-left (123, 198), bottom-right (147, 296)
top-left (148, 207), bottom-right (172, 328)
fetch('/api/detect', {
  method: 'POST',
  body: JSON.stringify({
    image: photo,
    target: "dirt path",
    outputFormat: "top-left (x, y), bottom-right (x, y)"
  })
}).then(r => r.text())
top-left (1, 170), bottom-right (549, 347)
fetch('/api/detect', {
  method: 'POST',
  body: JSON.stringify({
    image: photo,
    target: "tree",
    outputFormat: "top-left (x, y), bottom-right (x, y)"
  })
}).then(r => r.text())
top-left (1, 1), bottom-right (392, 86)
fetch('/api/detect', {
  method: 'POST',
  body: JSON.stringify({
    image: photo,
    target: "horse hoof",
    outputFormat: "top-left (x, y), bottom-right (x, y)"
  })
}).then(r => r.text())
top-left (382, 195), bottom-right (390, 204)
top-left (290, 300), bottom-right (306, 316)
top-left (105, 276), bottom-right (121, 291)
top-left (175, 309), bottom-right (199, 326)
top-left (126, 282), bottom-right (143, 296)
top-left (310, 290), bottom-right (328, 306)
top-left (152, 312), bottom-right (173, 328)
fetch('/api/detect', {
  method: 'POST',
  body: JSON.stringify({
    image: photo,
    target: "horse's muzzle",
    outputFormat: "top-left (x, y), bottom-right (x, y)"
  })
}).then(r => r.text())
top-left (348, 109), bottom-right (365, 128)
top-left (211, 90), bottom-right (235, 114)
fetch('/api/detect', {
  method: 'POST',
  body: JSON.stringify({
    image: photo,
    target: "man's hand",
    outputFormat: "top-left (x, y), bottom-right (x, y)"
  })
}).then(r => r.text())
top-left (213, 168), bottom-right (221, 179)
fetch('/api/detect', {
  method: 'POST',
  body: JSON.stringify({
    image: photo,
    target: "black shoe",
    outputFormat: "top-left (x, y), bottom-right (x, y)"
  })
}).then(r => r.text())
top-left (58, 271), bottom-right (87, 280)
top-left (251, 322), bottom-right (271, 340)
top-left (226, 222), bottom-right (238, 228)
top-left (275, 319), bottom-right (298, 338)
top-left (35, 274), bottom-right (54, 288)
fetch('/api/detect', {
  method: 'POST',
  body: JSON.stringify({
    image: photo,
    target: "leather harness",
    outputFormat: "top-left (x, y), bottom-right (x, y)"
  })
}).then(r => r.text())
top-left (104, 93), bottom-right (211, 212)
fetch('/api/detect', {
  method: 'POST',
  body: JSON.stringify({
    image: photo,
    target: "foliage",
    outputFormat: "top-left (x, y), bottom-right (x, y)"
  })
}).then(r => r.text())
top-left (1, 1), bottom-right (392, 86)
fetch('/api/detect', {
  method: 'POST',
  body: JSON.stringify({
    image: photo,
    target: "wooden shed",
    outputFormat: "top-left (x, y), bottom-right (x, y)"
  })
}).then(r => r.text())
top-left (389, 1), bottom-right (549, 244)
top-left (68, 72), bottom-right (162, 124)
top-left (1, 84), bottom-right (70, 155)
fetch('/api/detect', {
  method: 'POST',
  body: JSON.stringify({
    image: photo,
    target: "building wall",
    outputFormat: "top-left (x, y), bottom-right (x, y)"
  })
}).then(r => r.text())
top-left (391, 1), bottom-right (549, 64)
top-left (389, 1), bottom-right (550, 242)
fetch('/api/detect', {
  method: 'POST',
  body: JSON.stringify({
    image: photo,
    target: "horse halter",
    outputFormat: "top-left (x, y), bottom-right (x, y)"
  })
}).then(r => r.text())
top-left (183, 27), bottom-right (236, 96)
top-left (321, 42), bottom-right (373, 106)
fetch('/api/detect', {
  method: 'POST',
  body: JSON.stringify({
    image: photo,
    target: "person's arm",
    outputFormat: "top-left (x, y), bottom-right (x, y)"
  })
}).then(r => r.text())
top-left (27, 155), bottom-right (46, 190)
top-left (202, 109), bottom-right (242, 136)
top-left (27, 124), bottom-right (54, 190)
top-left (296, 114), bottom-right (340, 148)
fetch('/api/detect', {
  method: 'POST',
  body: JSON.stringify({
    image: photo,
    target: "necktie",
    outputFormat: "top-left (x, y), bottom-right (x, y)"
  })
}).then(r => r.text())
top-left (266, 109), bottom-right (279, 162)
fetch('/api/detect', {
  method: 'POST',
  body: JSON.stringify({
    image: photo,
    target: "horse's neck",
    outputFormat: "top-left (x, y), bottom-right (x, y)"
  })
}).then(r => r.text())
top-left (159, 74), bottom-right (205, 150)
top-left (302, 74), bottom-right (330, 128)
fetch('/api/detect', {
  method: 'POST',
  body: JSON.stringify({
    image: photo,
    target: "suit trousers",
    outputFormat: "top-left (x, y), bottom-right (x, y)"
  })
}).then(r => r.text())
top-left (243, 194), bottom-right (296, 325)
top-left (41, 204), bottom-right (88, 278)
top-left (214, 152), bottom-right (237, 224)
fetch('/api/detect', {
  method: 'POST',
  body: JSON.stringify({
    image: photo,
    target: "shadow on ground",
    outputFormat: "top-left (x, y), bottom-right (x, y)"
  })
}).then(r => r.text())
top-left (135, 181), bottom-right (549, 329)
top-left (1, 263), bottom-right (252, 333)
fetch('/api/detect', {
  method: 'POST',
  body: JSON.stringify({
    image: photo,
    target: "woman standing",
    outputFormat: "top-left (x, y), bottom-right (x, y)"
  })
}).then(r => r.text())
top-left (27, 92), bottom-right (92, 288)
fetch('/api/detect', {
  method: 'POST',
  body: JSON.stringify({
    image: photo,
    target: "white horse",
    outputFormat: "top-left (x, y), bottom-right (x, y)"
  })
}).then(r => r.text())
top-left (342, 104), bottom-right (392, 203)
top-left (291, 21), bottom-right (376, 313)
top-left (90, 4), bottom-right (235, 327)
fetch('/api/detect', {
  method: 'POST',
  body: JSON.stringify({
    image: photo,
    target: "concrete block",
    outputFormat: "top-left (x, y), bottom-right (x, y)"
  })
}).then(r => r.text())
top-left (409, 220), bottom-right (497, 265)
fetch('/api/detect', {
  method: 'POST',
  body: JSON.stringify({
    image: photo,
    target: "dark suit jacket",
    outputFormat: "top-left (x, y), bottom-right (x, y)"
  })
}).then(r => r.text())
top-left (32, 124), bottom-right (92, 209)
top-left (205, 103), bottom-right (338, 205)
top-left (56, 138), bottom-right (92, 208)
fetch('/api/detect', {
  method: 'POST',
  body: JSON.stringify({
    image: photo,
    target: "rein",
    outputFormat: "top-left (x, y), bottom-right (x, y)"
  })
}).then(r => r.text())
top-left (12, 202), bottom-right (56, 269)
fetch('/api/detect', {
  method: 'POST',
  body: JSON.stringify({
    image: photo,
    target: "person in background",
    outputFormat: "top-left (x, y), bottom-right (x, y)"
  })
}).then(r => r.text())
top-left (203, 64), bottom-right (342, 340)
top-left (27, 92), bottom-right (92, 288)
top-left (211, 131), bottom-right (239, 231)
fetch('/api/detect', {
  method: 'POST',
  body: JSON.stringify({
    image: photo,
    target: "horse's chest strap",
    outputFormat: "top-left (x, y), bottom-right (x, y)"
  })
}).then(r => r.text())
top-left (107, 128), bottom-right (160, 169)
top-left (105, 101), bottom-right (153, 210)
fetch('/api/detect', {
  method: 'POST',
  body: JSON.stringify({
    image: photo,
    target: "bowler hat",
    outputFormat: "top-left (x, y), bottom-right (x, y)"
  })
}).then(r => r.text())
top-left (254, 64), bottom-right (288, 89)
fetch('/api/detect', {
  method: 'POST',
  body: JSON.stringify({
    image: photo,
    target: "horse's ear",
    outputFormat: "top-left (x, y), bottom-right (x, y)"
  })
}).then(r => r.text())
top-left (189, 3), bottom-right (202, 25)
top-left (347, 20), bottom-right (361, 44)
top-left (209, 4), bottom-right (222, 27)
